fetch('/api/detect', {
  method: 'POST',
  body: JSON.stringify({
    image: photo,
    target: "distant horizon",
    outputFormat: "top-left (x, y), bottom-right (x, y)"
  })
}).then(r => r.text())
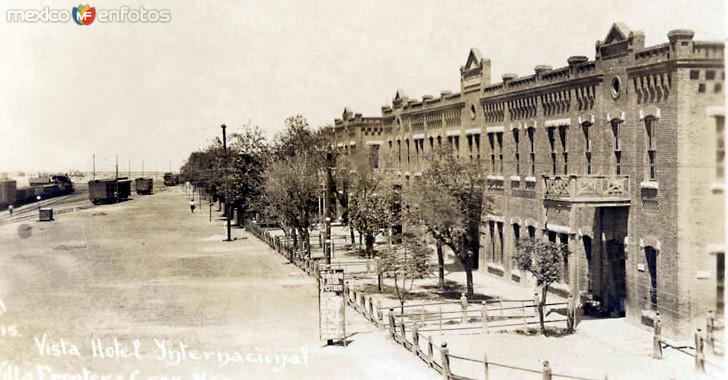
top-left (1, 0), bottom-right (724, 172)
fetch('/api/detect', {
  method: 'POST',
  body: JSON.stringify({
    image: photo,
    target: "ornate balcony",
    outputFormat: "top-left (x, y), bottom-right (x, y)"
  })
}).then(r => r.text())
top-left (543, 175), bottom-right (631, 206)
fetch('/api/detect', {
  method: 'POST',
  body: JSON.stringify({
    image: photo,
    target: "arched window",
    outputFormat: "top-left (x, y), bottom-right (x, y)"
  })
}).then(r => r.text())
top-left (582, 122), bottom-right (593, 175)
top-left (645, 247), bottom-right (658, 310)
top-left (611, 119), bottom-right (623, 175)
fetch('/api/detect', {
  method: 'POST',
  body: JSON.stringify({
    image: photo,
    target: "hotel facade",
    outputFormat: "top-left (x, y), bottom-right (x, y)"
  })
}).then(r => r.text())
top-left (332, 24), bottom-right (725, 336)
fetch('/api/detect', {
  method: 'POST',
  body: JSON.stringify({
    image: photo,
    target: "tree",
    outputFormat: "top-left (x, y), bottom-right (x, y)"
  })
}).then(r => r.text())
top-left (378, 232), bottom-right (432, 313)
top-left (347, 153), bottom-right (394, 258)
top-left (263, 155), bottom-right (319, 255)
top-left (513, 237), bottom-right (567, 335)
top-left (405, 146), bottom-right (484, 297)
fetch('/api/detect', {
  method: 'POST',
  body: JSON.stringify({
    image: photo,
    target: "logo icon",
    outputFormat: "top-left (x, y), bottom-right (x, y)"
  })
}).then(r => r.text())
top-left (72, 4), bottom-right (95, 25)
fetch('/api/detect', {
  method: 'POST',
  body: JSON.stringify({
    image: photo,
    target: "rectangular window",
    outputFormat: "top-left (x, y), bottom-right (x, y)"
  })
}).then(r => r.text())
top-left (646, 119), bottom-right (656, 180)
top-left (488, 133), bottom-right (496, 173)
top-left (548, 127), bottom-right (557, 175)
top-left (488, 221), bottom-right (496, 263)
top-left (369, 145), bottom-right (380, 169)
top-left (513, 129), bottom-right (521, 175)
top-left (612, 120), bottom-right (622, 175)
top-left (467, 135), bottom-right (474, 161)
top-left (559, 126), bottom-right (568, 174)
top-left (706, 70), bottom-right (716, 80)
top-left (397, 140), bottom-right (402, 168)
top-left (690, 70), bottom-right (700, 80)
top-left (474, 134), bottom-right (481, 161)
top-left (718, 116), bottom-right (725, 179)
top-left (527, 128), bottom-right (536, 176)
top-left (497, 132), bottom-right (504, 175)
top-left (406, 139), bottom-right (410, 171)
top-left (497, 222), bottom-right (504, 265)
top-left (583, 124), bottom-right (592, 175)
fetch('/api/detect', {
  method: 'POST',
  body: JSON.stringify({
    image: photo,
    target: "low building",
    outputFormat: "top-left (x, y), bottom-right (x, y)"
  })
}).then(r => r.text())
top-left (332, 23), bottom-right (725, 337)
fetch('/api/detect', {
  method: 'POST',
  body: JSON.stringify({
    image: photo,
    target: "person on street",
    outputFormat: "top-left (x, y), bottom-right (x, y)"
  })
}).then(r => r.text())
top-left (8, 205), bottom-right (13, 216)
top-left (190, 199), bottom-right (196, 213)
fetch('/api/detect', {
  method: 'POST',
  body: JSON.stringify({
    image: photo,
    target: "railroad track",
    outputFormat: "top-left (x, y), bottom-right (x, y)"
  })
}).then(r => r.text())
top-left (0, 190), bottom-right (94, 224)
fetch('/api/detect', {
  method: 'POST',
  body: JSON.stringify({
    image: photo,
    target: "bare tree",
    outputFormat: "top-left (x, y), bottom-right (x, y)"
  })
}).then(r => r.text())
top-left (378, 232), bottom-right (432, 313)
top-left (513, 237), bottom-right (567, 335)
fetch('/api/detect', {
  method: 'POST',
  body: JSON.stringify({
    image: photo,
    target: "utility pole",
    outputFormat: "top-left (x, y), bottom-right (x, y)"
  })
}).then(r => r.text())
top-left (128, 160), bottom-right (130, 178)
top-left (324, 152), bottom-right (334, 264)
top-left (222, 124), bottom-right (232, 242)
top-left (142, 160), bottom-right (144, 177)
top-left (92, 153), bottom-right (96, 180)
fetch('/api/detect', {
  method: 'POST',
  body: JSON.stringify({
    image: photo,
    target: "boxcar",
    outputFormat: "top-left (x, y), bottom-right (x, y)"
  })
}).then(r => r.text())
top-left (134, 177), bottom-right (153, 195)
top-left (88, 178), bottom-right (132, 204)
top-left (0, 180), bottom-right (16, 209)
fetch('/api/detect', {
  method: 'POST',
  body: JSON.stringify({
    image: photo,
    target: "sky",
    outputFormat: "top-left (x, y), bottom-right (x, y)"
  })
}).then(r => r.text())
top-left (0, 0), bottom-right (725, 173)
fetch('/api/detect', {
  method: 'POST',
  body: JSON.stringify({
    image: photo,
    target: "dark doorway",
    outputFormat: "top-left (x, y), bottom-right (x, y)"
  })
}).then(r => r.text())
top-left (645, 246), bottom-right (658, 311)
top-left (583, 236), bottom-right (593, 292)
top-left (606, 239), bottom-right (626, 316)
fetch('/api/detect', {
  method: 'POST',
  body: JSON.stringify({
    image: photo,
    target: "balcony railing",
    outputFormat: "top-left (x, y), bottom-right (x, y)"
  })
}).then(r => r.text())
top-left (543, 175), bottom-right (631, 204)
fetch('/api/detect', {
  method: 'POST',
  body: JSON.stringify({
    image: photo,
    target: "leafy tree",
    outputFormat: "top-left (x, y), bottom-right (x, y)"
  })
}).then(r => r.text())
top-left (405, 146), bottom-right (484, 297)
top-left (378, 232), bottom-right (432, 313)
top-left (347, 152), bottom-right (395, 258)
top-left (513, 237), bottom-right (567, 335)
top-left (263, 155), bottom-right (319, 255)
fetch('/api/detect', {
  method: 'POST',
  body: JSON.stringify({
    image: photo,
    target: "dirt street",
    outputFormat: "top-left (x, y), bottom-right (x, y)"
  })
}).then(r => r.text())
top-left (0, 187), bottom-right (436, 380)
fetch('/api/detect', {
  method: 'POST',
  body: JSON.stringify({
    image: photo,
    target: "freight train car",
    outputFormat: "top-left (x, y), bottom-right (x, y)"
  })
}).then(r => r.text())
top-left (0, 180), bottom-right (16, 210)
top-left (134, 177), bottom-right (153, 195)
top-left (88, 178), bottom-right (132, 204)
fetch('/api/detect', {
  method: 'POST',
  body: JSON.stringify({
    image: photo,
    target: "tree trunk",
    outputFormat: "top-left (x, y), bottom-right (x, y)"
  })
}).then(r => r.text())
top-left (365, 234), bottom-right (375, 259)
top-left (538, 286), bottom-right (548, 335)
top-left (464, 266), bottom-right (474, 299)
top-left (292, 229), bottom-right (298, 251)
top-left (236, 206), bottom-right (243, 227)
top-left (436, 241), bottom-right (445, 291)
top-left (358, 232), bottom-right (363, 247)
top-left (349, 224), bottom-right (355, 245)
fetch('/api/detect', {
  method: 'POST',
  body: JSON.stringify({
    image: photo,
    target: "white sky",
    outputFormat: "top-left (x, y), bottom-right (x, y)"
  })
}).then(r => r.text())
top-left (0, 0), bottom-right (725, 173)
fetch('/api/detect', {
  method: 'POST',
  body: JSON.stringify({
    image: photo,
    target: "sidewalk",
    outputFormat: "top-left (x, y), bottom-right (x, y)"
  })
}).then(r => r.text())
top-left (252, 223), bottom-right (725, 380)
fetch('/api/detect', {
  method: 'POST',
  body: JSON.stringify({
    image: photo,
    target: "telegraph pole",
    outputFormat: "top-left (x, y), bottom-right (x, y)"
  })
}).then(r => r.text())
top-left (222, 124), bottom-right (232, 242)
top-left (92, 153), bottom-right (96, 180)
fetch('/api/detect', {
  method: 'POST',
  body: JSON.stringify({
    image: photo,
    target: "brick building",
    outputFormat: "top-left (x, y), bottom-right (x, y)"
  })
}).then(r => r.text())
top-left (332, 23), bottom-right (725, 337)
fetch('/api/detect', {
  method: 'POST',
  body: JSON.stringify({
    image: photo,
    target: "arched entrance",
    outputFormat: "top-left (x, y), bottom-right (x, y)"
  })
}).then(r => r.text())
top-left (644, 246), bottom-right (658, 311)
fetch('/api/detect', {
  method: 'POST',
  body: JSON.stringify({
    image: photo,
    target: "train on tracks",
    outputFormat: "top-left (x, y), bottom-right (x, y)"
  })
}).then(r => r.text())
top-left (134, 177), bottom-right (153, 195)
top-left (163, 172), bottom-right (179, 186)
top-left (88, 178), bottom-right (132, 204)
top-left (0, 175), bottom-right (75, 210)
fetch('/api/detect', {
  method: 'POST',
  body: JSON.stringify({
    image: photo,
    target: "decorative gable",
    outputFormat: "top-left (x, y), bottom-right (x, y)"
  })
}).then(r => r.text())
top-left (604, 22), bottom-right (631, 44)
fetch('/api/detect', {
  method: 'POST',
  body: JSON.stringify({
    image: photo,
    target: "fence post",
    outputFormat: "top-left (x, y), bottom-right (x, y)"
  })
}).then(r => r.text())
top-left (481, 301), bottom-right (489, 334)
top-left (521, 300), bottom-right (528, 331)
top-left (652, 314), bottom-right (663, 359)
top-left (706, 310), bottom-right (715, 353)
top-left (400, 318), bottom-right (407, 347)
top-left (388, 308), bottom-right (396, 339)
top-left (695, 328), bottom-right (705, 373)
top-left (368, 297), bottom-right (374, 321)
top-left (567, 295), bottom-right (575, 332)
top-left (542, 360), bottom-right (552, 380)
top-left (412, 325), bottom-right (419, 354)
top-left (483, 353), bottom-right (490, 380)
top-left (427, 336), bottom-right (434, 366)
top-left (376, 300), bottom-right (383, 324)
top-left (460, 292), bottom-right (468, 324)
top-left (440, 343), bottom-right (450, 379)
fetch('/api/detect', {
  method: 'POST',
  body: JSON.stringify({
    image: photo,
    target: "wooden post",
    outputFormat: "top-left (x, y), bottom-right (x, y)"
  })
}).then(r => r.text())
top-left (521, 300), bottom-right (528, 331)
top-left (706, 310), bottom-right (715, 353)
top-left (481, 301), bottom-right (489, 334)
top-left (695, 328), bottom-right (705, 373)
top-left (483, 353), bottom-right (490, 380)
top-left (427, 335), bottom-right (434, 367)
top-left (567, 295), bottom-right (575, 332)
top-left (400, 318), bottom-right (407, 346)
top-left (388, 308), bottom-right (396, 339)
top-left (460, 292), bottom-right (468, 324)
top-left (412, 325), bottom-right (419, 353)
top-left (376, 300), bottom-right (383, 323)
top-left (542, 360), bottom-right (552, 380)
top-left (652, 314), bottom-right (663, 359)
top-left (440, 343), bottom-right (450, 379)
top-left (368, 297), bottom-right (374, 321)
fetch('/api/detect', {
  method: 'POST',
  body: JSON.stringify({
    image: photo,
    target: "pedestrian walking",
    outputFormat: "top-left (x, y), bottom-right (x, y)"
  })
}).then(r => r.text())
top-left (189, 200), bottom-right (196, 213)
top-left (8, 205), bottom-right (13, 216)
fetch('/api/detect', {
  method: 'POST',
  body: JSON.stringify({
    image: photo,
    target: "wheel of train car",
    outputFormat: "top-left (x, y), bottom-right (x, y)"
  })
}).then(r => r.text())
top-left (91, 200), bottom-right (99, 205)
